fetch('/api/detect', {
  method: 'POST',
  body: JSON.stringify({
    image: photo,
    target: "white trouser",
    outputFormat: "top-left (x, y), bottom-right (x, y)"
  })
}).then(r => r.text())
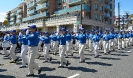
top-left (52, 41), bottom-right (58, 54)
top-left (131, 38), bottom-right (133, 45)
top-left (21, 45), bottom-right (28, 66)
top-left (89, 39), bottom-right (94, 51)
top-left (43, 44), bottom-right (51, 61)
top-left (66, 41), bottom-right (73, 56)
top-left (118, 38), bottom-right (122, 49)
top-left (94, 42), bottom-right (99, 56)
top-left (3, 47), bottom-right (9, 56)
top-left (35, 46), bottom-right (40, 59)
top-left (59, 45), bottom-right (67, 66)
top-left (85, 39), bottom-right (89, 48)
top-left (103, 41), bottom-right (109, 53)
top-left (109, 39), bottom-right (115, 51)
top-left (79, 43), bottom-right (85, 61)
top-left (28, 46), bottom-right (40, 74)
top-left (125, 38), bottom-right (129, 47)
top-left (50, 40), bottom-right (54, 50)
top-left (75, 40), bottom-right (79, 50)
top-left (9, 44), bottom-right (17, 61)
top-left (122, 38), bottom-right (126, 48)
top-left (98, 39), bottom-right (103, 49)
top-left (38, 41), bottom-right (42, 51)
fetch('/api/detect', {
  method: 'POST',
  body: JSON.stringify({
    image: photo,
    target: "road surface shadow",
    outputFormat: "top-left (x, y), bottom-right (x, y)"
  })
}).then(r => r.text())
top-left (41, 67), bottom-right (56, 71)
top-left (86, 61), bottom-right (112, 66)
top-left (0, 69), bottom-right (7, 72)
top-left (67, 66), bottom-right (97, 73)
top-left (73, 56), bottom-right (91, 60)
top-left (33, 74), bottom-right (66, 78)
top-left (99, 57), bottom-right (121, 60)
top-left (110, 53), bottom-right (129, 56)
top-left (0, 74), bottom-right (15, 78)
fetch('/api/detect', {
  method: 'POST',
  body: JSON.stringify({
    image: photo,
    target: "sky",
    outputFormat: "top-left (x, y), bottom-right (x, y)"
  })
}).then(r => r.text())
top-left (0, 0), bottom-right (133, 22)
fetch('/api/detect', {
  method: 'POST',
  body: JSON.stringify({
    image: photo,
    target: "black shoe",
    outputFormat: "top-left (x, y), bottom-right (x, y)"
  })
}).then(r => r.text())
top-left (10, 61), bottom-right (16, 63)
top-left (79, 60), bottom-right (85, 63)
top-left (104, 53), bottom-right (108, 55)
top-left (19, 66), bottom-right (27, 68)
top-left (49, 57), bottom-right (52, 62)
top-left (38, 68), bottom-right (42, 74)
top-left (4, 54), bottom-right (10, 57)
top-left (26, 74), bottom-right (34, 77)
top-left (14, 58), bottom-right (19, 63)
top-left (66, 61), bottom-right (70, 66)
top-left (65, 56), bottom-right (68, 58)
top-left (58, 66), bottom-right (64, 68)
top-left (94, 55), bottom-right (99, 58)
top-left (71, 54), bottom-right (73, 56)
top-left (43, 60), bottom-right (48, 63)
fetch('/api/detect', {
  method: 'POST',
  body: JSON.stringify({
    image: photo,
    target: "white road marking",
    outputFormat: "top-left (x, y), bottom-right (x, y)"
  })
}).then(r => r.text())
top-left (67, 74), bottom-right (80, 78)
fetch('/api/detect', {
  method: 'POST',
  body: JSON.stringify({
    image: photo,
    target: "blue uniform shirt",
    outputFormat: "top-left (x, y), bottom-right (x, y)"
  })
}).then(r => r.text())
top-left (51, 35), bottom-right (57, 41)
top-left (19, 35), bottom-right (28, 45)
top-left (78, 33), bottom-right (86, 44)
top-left (26, 32), bottom-right (39, 46)
top-left (41, 36), bottom-right (51, 44)
top-left (9, 34), bottom-right (17, 44)
top-left (4, 35), bottom-right (9, 41)
top-left (58, 34), bottom-right (66, 45)
top-left (103, 34), bottom-right (110, 41)
top-left (117, 34), bottom-right (123, 39)
top-left (109, 33), bottom-right (115, 39)
top-left (92, 34), bottom-right (100, 42)
top-left (66, 34), bottom-right (72, 41)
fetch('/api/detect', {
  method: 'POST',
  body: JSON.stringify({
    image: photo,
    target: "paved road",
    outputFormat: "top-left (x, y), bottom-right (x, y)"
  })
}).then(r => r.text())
top-left (0, 47), bottom-right (133, 78)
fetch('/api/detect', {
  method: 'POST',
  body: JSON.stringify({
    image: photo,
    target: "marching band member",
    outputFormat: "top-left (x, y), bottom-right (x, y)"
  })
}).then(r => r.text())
top-left (26, 25), bottom-right (42, 77)
top-left (89, 30), bottom-right (94, 52)
top-left (51, 31), bottom-right (58, 55)
top-left (92, 30), bottom-right (101, 58)
top-left (131, 30), bottom-right (133, 46)
top-left (18, 28), bottom-right (28, 68)
top-left (109, 30), bottom-right (115, 51)
top-left (3, 31), bottom-right (10, 57)
top-left (125, 31), bottom-right (130, 48)
top-left (65, 29), bottom-right (73, 58)
top-left (103, 30), bottom-right (110, 54)
top-left (77, 28), bottom-right (86, 63)
top-left (58, 28), bottom-right (70, 68)
top-left (117, 31), bottom-right (123, 50)
top-left (38, 32), bottom-right (43, 52)
top-left (9, 30), bottom-right (19, 63)
top-left (75, 31), bottom-right (80, 51)
top-left (41, 32), bottom-right (52, 63)
top-left (98, 29), bottom-right (103, 50)
top-left (85, 30), bottom-right (89, 49)
top-left (122, 31), bottom-right (126, 49)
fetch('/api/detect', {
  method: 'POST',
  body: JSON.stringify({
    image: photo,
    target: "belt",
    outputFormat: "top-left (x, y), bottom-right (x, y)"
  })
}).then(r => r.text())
top-left (45, 43), bottom-right (50, 44)
top-left (60, 44), bottom-right (66, 45)
top-left (29, 45), bottom-right (37, 47)
top-left (22, 44), bottom-right (27, 45)
top-left (66, 41), bottom-right (71, 42)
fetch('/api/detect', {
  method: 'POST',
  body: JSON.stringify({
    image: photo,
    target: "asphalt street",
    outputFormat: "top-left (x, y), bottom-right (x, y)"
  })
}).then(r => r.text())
top-left (0, 47), bottom-right (133, 78)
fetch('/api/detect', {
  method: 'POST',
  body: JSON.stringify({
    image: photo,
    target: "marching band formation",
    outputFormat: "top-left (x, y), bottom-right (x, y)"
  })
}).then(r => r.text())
top-left (0, 24), bottom-right (133, 77)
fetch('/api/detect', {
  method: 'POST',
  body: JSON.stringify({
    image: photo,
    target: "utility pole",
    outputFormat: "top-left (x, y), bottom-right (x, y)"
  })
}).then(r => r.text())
top-left (80, 0), bottom-right (83, 27)
top-left (118, 2), bottom-right (120, 32)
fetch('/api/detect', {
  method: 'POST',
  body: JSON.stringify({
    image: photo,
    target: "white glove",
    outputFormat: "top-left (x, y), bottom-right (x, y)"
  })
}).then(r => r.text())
top-left (26, 30), bottom-right (29, 35)
top-left (19, 32), bottom-right (22, 36)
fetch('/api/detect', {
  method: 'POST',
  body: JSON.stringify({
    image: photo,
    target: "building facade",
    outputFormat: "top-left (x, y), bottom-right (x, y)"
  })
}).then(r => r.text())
top-left (2, 0), bottom-right (115, 32)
